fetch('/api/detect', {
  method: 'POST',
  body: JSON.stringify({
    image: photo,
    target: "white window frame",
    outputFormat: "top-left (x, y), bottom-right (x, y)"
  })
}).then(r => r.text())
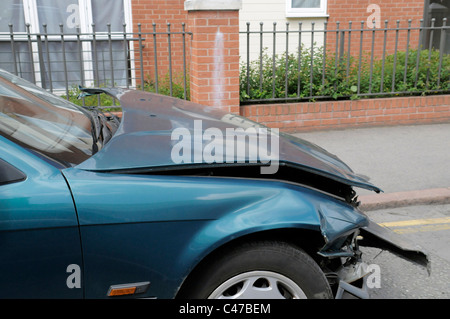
top-left (1, 0), bottom-right (134, 90)
top-left (286, 0), bottom-right (329, 18)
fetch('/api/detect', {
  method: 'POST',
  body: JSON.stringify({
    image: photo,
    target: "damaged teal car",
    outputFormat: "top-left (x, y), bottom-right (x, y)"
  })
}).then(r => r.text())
top-left (0, 69), bottom-right (428, 299)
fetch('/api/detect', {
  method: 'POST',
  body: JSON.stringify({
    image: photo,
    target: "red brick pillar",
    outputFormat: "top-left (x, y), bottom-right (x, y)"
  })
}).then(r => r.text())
top-left (185, 0), bottom-right (241, 114)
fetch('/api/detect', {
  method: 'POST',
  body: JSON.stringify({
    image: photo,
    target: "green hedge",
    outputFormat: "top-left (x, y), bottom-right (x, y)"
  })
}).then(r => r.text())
top-left (63, 72), bottom-right (189, 110)
top-left (240, 46), bottom-right (450, 102)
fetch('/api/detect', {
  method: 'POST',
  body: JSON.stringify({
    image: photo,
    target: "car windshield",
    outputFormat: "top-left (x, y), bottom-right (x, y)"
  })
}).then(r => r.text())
top-left (0, 70), bottom-right (98, 167)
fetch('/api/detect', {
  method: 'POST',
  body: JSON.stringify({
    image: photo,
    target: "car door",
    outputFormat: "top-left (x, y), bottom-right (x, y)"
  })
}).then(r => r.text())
top-left (0, 138), bottom-right (83, 298)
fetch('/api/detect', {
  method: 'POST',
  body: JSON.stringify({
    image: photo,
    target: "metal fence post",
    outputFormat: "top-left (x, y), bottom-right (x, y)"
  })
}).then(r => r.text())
top-left (138, 23), bottom-right (145, 90)
top-left (437, 18), bottom-right (447, 88)
top-left (152, 23), bottom-right (158, 93)
top-left (26, 24), bottom-right (36, 84)
top-left (8, 24), bottom-right (18, 76)
top-left (59, 24), bottom-right (69, 99)
top-left (392, 20), bottom-right (400, 93)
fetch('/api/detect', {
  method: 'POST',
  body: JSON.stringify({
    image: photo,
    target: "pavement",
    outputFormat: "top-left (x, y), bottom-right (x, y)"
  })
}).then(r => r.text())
top-left (293, 123), bottom-right (450, 211)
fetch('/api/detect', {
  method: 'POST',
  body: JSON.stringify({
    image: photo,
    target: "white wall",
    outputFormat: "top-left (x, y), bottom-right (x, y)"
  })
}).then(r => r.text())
top-left (239, 0), bottom-right (327, 62)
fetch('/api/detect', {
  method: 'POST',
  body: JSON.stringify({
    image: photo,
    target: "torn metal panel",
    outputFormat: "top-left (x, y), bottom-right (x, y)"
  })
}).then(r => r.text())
top-left (359, 219), bottom-right (431, 274)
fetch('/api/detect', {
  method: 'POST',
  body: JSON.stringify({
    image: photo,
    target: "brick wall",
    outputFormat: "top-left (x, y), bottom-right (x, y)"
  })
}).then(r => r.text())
top-left (241, 95), bottom-right (450, 132)
top-left (187, 9), bottom-right (241, 114)
top-left (131, 0), bottom-right (188, 84)
top-left (326, 0), bottom-right (425, 58)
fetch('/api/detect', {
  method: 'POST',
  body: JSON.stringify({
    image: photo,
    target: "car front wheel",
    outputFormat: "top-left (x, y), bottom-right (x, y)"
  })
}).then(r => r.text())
top-left (181, 240), bottom-right (333, 299)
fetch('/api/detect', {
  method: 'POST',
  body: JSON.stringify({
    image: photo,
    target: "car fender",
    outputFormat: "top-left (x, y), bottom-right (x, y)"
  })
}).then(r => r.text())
top-left (62, 168), bottom-right (364, 298)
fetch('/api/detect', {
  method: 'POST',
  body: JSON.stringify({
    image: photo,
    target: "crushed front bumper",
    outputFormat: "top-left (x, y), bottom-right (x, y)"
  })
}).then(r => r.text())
top-left (332, 218), bottom-right (430, 299)
top-left (359, 218), bottom-right (430, 274)
top-left (317, 212), bottom-right (430, 299)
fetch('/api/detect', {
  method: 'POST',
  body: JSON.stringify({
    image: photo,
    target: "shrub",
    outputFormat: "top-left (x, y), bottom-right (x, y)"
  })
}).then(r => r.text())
top-left (142, 71), bottom-right (190, 101)
top-left (63, 84), bottom-right (121, 111)
top-left (62, 71), bottom-right (190, 110)
top-left (240, 46), bottom-right (450, 102)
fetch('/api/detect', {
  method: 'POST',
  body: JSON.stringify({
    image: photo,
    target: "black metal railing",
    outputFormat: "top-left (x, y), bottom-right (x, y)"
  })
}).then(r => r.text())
top-left (0, 23), bottom-right (192, 107)
top-left (2, 19), bottom-right (449, 108)
top-left (240, 18), bottom-right (450, 104)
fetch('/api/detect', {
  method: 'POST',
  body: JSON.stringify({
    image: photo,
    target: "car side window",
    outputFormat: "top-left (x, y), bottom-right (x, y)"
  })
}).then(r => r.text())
top-left (0, 158), bottom-right (26, 185)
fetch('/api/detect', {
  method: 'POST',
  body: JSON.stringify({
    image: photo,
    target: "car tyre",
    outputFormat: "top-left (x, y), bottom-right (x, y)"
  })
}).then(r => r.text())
top-left (180, 240), bottom-right (333, 299)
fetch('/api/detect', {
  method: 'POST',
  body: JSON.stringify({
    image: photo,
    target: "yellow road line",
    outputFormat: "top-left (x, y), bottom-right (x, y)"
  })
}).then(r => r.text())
top-left (378, 216), bottom-right (450, 234)
top-left (393, 224), bottom-right (450, 234)
top-left (379, 217), bottom-right (450, 228)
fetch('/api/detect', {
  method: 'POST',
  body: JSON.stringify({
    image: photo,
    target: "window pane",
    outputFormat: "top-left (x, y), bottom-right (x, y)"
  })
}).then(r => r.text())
top-left (91, 0), bottom-right (125, 32)
top-left (36, 0), bottom-right (80, 34)
top-left (0, 43), bottom-right (34, 82)
top-left (425, 0), bottom-right (450, 53)
top-left (292, 0), bottom-right (321, 9)
top-left (40, 42), bottom-right (82, 90)
top-left (0, 0), bottom-right (26, 32)
top-left (93, 41), bottom-right (127, 86)
top-left (91, 1), bottom-right (128, 86)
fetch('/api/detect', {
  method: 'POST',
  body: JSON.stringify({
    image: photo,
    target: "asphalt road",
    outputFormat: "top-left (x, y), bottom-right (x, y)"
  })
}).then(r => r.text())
top-left (362, 204), bottom-right (450, 299)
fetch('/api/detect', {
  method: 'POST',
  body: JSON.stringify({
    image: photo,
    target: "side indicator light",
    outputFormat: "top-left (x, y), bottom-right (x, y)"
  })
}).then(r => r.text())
top-left (107, 281), bottom-right (150, 297)
top-left (108, 287), bottom-right (136, 296)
